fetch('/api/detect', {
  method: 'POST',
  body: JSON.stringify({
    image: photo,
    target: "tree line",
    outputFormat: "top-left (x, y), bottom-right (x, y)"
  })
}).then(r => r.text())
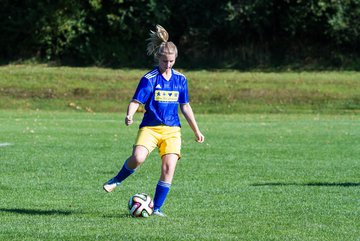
top-left (1, 0), bottom-right (359, 69)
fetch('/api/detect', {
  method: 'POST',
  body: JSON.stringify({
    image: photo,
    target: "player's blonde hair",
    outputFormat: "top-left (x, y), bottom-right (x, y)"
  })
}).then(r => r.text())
top-left (146, 24), bottom-right (178, 61)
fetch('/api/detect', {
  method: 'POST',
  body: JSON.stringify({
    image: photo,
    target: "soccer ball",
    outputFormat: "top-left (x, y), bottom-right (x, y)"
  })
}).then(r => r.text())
top-left (128, 193), bottom-right (154, 218)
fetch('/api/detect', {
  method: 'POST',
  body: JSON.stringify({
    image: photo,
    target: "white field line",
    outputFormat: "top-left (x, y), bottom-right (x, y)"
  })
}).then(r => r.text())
top-left (0, 143), bottom-right (13, 147)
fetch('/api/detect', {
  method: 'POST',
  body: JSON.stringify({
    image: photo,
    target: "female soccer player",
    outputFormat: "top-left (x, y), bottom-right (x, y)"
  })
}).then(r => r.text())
top-left (103, 25), bottom-right (205, 217)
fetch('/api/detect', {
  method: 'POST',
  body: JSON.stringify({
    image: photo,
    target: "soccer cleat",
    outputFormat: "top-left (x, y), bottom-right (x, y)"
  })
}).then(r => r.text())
top-left (103, 177), bottom-right (120, 193)
top-left (153, 209), bottom-right (166, 217)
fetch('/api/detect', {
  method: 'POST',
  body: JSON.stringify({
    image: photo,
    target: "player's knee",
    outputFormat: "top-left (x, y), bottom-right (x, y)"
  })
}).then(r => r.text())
top-left (129, 154), bottom-right (146, 167)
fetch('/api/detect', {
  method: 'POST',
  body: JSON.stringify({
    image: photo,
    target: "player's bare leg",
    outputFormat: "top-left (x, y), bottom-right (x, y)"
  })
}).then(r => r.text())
top-left (153, 153), bottom-right (179, 217)
top-left (103, 146), bottom-right (148, 192)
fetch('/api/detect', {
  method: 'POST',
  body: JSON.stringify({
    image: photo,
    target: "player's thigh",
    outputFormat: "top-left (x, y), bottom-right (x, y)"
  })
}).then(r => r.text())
top-left (135, 127), bottom-right (159, 154)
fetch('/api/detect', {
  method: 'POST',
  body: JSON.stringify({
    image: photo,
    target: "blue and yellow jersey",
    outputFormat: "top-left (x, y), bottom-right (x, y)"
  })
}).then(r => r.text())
top-left (132, 67), bottom-right (189, 128)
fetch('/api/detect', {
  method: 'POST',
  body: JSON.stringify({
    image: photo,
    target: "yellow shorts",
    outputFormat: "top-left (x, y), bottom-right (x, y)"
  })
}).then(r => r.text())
top-left (135, 126), bottom-right (181, 158)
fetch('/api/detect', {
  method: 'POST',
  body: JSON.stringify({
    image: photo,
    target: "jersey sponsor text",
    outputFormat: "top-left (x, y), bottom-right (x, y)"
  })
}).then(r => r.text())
top-left (155, 90), bottom-right (179, 102)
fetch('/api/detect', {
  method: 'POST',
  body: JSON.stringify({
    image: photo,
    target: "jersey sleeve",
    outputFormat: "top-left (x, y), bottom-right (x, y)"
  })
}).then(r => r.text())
top-left (132, 77), bottom-right (153, 104)
top-left (179, 78), bottom-right (189, 104)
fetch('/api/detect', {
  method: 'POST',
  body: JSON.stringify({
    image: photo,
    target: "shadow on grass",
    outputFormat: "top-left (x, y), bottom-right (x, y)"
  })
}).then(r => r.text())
top-left (0, 208), bottom-right (74, 216)
top-left (251, 182), bottom-right (360, 187)
top-left (102, 213), bottom-right (132, 219)
top-left (1, 208), bottom-right (138, 220)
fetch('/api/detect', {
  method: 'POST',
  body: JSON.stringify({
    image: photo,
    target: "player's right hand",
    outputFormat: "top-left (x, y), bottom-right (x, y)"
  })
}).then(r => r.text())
top-left (125, 115), bottom-right (133, 126)
top-left (195, 131), bottom-right (205, 143)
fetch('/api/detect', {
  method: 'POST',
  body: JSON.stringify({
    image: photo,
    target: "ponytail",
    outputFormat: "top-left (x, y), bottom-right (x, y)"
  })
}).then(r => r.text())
top-left (146, 24), bottom-right (178, 61)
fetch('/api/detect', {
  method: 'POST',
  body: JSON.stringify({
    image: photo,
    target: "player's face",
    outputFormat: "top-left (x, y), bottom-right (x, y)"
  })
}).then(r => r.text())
top-left (159, 53), bottom-right (176, 72)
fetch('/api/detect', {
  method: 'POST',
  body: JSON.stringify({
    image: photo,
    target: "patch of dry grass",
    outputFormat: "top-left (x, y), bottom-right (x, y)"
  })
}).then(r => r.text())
top-left (1, 65), bottom-right (360, 114)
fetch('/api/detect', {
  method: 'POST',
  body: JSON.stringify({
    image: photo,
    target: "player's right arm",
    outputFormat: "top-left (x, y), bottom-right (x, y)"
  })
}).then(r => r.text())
top-left (126, 76), bottom-right (152, 126)
top-left (125, 101), bottom-right (140, 126)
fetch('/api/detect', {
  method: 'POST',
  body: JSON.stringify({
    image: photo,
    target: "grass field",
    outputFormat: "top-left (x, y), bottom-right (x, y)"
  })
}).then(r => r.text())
top-left (1, 110), bottom-right (359, 240)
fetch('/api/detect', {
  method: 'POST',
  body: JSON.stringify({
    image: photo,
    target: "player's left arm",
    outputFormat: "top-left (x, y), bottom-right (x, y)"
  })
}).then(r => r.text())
top-left (180, 103), bottom-right (205, 143)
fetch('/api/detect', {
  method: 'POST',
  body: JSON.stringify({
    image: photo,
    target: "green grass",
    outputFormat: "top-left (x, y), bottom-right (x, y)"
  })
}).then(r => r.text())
top-left (1, 110), bottom-right (359, 240)
top-left (1, 65), bottom-right (359, 239)
top-left (1, 65), bottom-right (360, 114)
